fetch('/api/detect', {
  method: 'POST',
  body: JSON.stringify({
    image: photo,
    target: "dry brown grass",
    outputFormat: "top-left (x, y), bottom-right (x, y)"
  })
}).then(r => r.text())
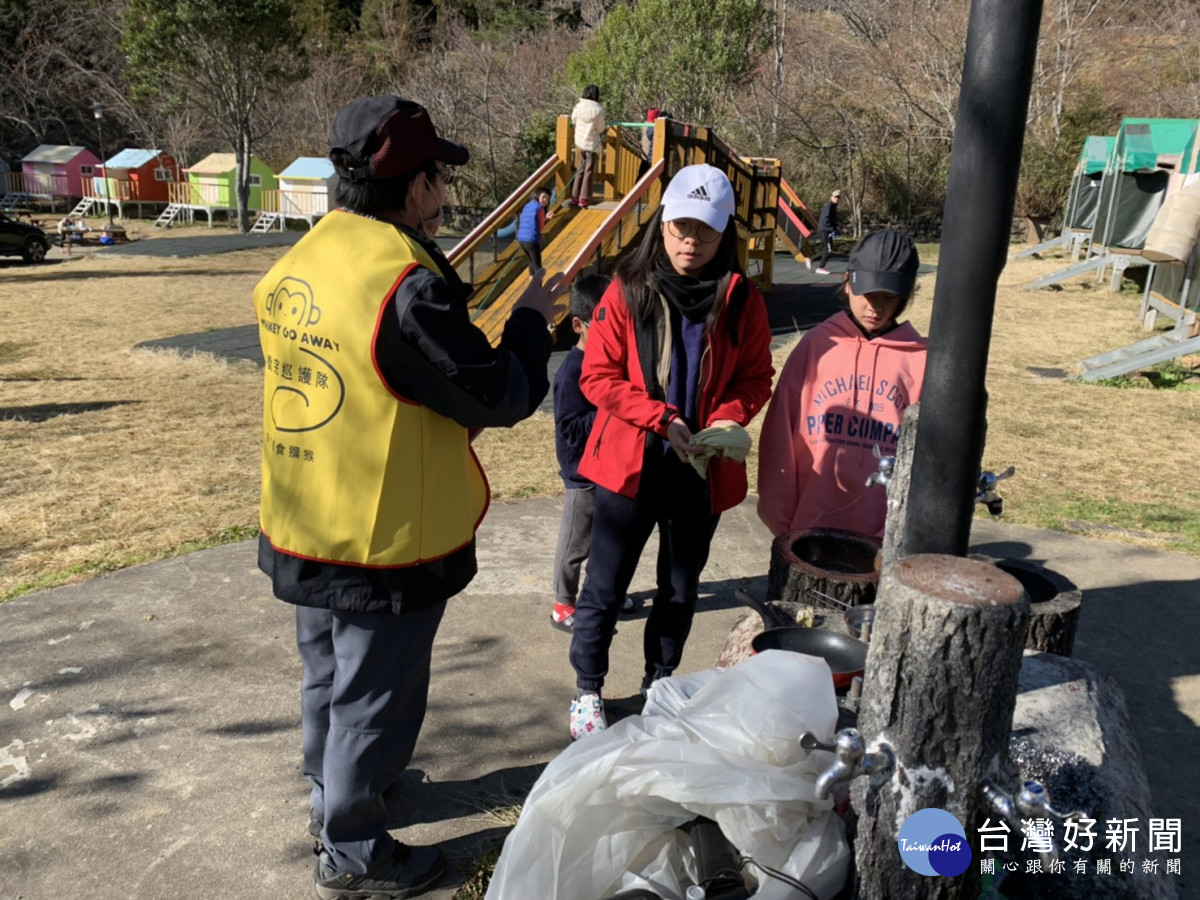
top-left (2, 235), bottom-right (1198, 601)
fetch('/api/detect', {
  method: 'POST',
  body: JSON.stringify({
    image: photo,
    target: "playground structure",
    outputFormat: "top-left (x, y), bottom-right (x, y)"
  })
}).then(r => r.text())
top-left (447, 115), bottom-right (786, 345)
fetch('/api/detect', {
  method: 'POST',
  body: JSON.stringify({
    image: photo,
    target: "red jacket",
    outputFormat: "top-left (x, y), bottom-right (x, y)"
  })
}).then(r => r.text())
top-left (577, 272), bottom-right (774, 513)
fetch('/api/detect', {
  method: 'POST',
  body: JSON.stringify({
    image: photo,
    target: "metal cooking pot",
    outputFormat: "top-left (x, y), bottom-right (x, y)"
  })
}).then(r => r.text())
top-left (750, 627), bottom-right (867, 691)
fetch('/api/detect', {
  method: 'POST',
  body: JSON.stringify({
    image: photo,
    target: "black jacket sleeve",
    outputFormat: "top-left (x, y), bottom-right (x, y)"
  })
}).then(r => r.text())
top-left (375, 259), bottom-right (552, 429)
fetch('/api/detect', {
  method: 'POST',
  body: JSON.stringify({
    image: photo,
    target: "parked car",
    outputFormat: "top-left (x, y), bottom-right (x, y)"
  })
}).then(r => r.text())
top-left (0, 211), bottom-right (51, 263)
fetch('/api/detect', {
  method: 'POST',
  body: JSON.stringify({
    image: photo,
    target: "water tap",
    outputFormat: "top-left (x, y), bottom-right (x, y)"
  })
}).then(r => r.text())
top-left (976, 465), bottom-right (1015, 516)
top-left (979, 777), bottom-right (1085, 864)
top-left (865, 444), bottom-right (896, 488)
top-left (801, 728), bottom-right (896, 799)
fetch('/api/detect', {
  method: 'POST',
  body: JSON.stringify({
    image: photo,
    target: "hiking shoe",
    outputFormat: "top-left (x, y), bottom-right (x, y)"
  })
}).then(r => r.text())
top-left (569, 692), bottom-right (607, 740)
top-left (551, 602), bottom-right (575, 632)
top-left (619, 595), bottom-right (637, 615)
top-left (815, 267), bottom-right (831, 275)
top-left (314, 843), bottom-right (445, 899)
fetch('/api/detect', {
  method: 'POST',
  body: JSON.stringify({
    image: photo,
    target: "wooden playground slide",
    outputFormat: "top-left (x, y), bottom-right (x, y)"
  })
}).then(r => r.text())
top-left (468, 205), bottom-right (615, 345)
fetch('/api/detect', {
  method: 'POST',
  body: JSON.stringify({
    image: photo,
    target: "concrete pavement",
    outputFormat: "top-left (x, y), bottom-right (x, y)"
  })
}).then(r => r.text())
top-left (1, 498), bottom-right (1198, 898)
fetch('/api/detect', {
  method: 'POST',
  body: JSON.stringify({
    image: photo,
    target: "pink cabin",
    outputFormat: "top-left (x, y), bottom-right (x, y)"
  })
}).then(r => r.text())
top-left (85, 149), bottom-right (181, 218)
top-left (5, 145), bottom-right (101, 210)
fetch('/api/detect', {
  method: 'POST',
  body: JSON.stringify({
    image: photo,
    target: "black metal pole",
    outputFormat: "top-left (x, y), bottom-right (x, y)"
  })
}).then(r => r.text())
top-left (901, 0), bottom-right (1043, 557)
top-left (92, 102), bottom-right (115, 228)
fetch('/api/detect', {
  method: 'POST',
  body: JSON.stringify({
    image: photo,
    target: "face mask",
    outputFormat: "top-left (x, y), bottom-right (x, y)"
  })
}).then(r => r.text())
top-left (419, 172), bottom-right (443, 238)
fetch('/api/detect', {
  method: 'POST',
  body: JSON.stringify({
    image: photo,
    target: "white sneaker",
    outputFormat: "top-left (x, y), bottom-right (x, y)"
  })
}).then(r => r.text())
top-left (569, 693), bottom-right (607, 740)
top-left (805, 259), bottom-right (812, 270)
top-left (815, 267), bottom-right (831, 275)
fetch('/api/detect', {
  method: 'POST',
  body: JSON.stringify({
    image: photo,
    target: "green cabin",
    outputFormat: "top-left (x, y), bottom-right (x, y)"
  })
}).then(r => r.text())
top-left (183, 152), bottom-right (278, 211)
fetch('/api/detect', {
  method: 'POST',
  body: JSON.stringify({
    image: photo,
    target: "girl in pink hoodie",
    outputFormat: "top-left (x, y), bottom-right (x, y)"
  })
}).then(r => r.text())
top-left (758, 229), bottom-right (926, 540)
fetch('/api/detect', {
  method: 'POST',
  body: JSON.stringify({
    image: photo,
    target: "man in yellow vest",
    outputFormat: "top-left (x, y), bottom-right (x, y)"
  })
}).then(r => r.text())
top-left (253, 95), bottom-right (564, 899)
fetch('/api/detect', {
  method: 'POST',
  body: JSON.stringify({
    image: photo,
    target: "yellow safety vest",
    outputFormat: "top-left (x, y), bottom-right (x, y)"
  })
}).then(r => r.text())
top-left (253, 210), bottom-right (488, 567)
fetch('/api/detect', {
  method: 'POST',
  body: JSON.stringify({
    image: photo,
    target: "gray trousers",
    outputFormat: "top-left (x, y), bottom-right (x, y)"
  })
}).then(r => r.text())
top-left (297, 601), bottom-right (446, 874)
top-left (552, 485), bottom-right (594, 606)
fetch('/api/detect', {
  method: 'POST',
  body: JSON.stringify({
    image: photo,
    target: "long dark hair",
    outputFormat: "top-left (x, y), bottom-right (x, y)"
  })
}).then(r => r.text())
top-left (614, 206), bottom-right (745, 338)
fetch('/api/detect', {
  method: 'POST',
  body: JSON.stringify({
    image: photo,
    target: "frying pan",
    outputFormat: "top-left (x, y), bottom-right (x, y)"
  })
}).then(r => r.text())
top-left (750, 627), bottom-right (867, 690)
top-left (734, 589), bottom-right (867, 690)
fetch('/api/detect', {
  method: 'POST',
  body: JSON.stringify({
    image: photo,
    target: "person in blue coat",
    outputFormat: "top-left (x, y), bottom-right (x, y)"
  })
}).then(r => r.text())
top-left (518, 186), bottom-right (552, 274)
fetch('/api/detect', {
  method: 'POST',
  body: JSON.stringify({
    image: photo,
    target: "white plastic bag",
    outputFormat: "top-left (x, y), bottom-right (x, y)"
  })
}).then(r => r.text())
top-left (485, 651), bottom-right (851, 900)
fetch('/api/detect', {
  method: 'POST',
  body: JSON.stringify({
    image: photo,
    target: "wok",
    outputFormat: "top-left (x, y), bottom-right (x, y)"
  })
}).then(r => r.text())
top-left (750, 627), bottom-right (867, 690)
top-left (734, 589), bottom-right (868, 690)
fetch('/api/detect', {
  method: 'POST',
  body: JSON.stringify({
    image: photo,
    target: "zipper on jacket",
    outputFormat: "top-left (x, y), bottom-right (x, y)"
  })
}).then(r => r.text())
top-left (592, 412), bottom-right (611, 456)
top-left (697, 338), bottom-right (713, 425)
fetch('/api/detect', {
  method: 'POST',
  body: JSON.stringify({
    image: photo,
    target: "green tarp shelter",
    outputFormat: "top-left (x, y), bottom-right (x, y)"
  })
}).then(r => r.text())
top-left (1092, 118), bottom-right (1198, 251)
top-left (1146, 122), bottom-right (1200, 320)
top-left (1063, 135), bottom-right (1113, 231)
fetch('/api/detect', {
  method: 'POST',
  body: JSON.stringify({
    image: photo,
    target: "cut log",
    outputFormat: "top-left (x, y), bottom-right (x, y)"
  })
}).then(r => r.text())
top-left (852, 554), bottom-right (1030, 899)
top-left (972, 555), bottom-right (1083, 656)
top-left (766, 528), bottom-right (881, 610)
top-left (881, 402), bottom-right (920, 569)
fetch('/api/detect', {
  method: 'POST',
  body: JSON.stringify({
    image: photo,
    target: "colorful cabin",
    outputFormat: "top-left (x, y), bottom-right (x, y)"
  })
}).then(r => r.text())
top-left (4, 145), bottom-right (101, 211)
top-left (86, 149), bottom-right (180, 218)
top-left (166, 152), bottom-right (278, 226)
top-left (262, 157), bottom-right (335, 228)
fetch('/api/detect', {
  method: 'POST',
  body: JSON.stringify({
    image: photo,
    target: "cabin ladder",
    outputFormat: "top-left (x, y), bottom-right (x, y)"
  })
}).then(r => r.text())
top-left (70, 197), bottom-right (97, 217)
top-left (251, 212), bottom-right (282, 233)
top-left (0, 192), bottom-right (34, 211)
top-left (154, 204), bottom-right (185, 228)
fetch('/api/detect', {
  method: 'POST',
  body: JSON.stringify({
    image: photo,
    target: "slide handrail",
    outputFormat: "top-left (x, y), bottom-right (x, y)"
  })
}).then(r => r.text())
top-left (448, 154), bottom-right (561, 265)
top-left (559, 158), bottom-right (666, 284)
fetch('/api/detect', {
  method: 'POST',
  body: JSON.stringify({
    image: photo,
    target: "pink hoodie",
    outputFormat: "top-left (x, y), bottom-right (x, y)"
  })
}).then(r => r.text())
top-left (757, 311), bottom-right (927, 539)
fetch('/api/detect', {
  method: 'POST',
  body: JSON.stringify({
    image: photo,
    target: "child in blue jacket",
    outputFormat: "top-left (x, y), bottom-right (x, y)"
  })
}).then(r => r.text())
top-left (550, 273), bottom-right (636, 630)
top-left (518, 186), bottom-right (552, 274)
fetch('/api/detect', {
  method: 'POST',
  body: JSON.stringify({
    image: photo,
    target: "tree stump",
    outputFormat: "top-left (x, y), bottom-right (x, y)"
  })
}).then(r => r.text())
top-left (881, 402), bottom-right (921, 569)
top-left (766, 528), bottom-right (881, 610)
top-left (852, 554), bottom-right (1030, 899)
top-left (972, 555), bottom-right (1083, 656)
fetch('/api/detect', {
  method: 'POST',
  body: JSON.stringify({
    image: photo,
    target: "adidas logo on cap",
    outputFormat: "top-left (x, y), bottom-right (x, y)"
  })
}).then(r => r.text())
top-left (686, 185), bottom-right (710, 201)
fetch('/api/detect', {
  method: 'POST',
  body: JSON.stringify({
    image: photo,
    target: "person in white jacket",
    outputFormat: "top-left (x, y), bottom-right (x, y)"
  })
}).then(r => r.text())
top-left (567, 85), bottom-right (606, 208)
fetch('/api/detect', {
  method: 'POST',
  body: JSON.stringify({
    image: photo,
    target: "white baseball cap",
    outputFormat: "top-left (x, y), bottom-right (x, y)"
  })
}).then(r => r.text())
top-left (661, 164), bottom-right (736, 234)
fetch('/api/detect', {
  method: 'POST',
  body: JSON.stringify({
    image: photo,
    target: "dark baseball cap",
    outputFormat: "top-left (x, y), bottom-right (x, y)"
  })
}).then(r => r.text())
top-left (848, 228), bottom-right (920, 297)
top-left (329, 96), bottom-right (469, 182)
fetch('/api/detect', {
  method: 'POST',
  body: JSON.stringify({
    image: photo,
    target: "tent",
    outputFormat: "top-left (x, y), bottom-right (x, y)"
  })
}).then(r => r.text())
top-left (1090, 118), bottom-right (1198, 252)
top-left (1062, 135), bottom-right (1113, 232)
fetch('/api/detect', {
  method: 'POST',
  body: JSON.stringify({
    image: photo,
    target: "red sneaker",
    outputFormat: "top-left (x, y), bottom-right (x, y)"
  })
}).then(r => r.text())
top-left (551, 602), bottom-right (575, 632)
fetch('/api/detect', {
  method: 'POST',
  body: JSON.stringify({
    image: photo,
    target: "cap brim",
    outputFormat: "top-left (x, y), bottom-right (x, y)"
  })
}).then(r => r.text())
top-left (434, 138), bottom-right (469, 166)
top-left (849, 270), bottom-right (913, 297)
top-left (662, 200), bottom-right (730, 234)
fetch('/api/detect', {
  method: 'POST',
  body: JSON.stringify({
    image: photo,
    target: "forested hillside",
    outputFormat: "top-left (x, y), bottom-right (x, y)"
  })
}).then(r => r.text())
top-left (2, 0), bottom-right (1197, 226)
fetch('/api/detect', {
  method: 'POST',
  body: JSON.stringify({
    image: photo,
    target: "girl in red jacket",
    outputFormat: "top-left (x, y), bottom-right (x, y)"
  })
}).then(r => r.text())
top-left (568, 164), bottom-right (775, 739)
top-left (757, 228), bottom-right (927, 541)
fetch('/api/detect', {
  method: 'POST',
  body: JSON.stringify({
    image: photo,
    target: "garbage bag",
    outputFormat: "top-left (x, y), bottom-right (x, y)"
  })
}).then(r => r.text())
top-left (485, 651), bottom-right (851, 900)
